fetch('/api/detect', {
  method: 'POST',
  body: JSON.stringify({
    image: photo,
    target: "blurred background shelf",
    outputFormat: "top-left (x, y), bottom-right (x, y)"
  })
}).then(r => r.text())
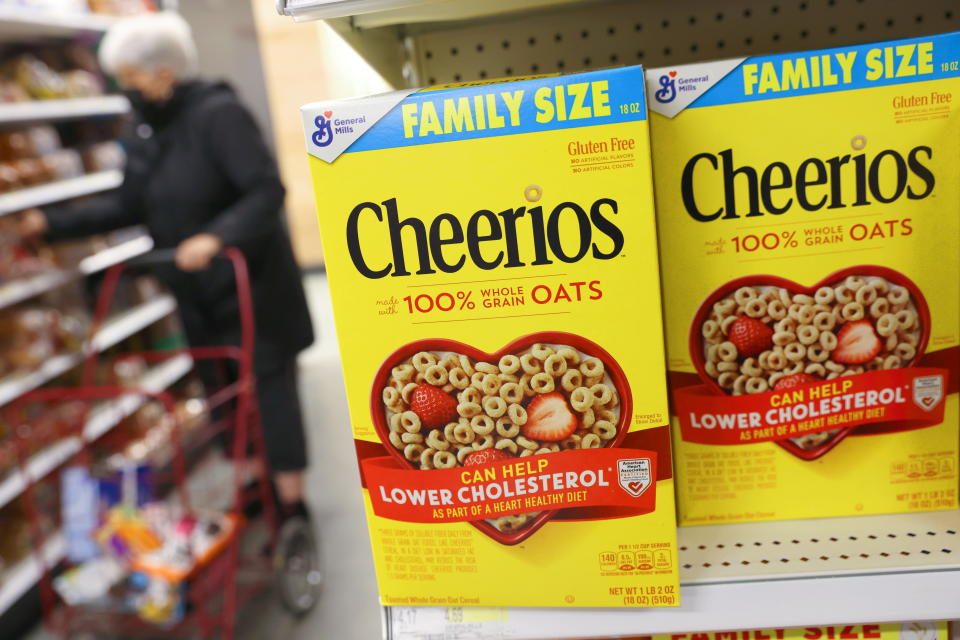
top-left (0, 6), bottom-right (115, 40)
top-left (0, 96), bottom-right (129, 125)
top-left (0, 170), bottom-right (123, 218)
top-left (0, 534), bottom-right (64, 619)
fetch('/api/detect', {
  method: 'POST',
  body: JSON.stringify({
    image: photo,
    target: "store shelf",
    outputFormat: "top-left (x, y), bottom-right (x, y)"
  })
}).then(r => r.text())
top-left (0, 96), bottom-right (129, 125)
top-left (277, 0), bottom-right (582, 23)
top-left (0, 533), bottom-right (64, 618)
top-left (0, 170), bottom-right (123, 218)
top-left (0, 6), bottom-right (115, 40)
top-left (0, 354), bottom-right (192, 512)
top-left (384, 510), bottom-right (960, 639)
top-left (0, 294), bottom-right (177, 409)
top-left (0, 234), bottom-right (152, 311)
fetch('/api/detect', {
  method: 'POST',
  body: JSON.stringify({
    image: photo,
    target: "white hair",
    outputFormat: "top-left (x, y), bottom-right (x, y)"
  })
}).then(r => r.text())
top-left (98, 12), bottom-right (199, 79)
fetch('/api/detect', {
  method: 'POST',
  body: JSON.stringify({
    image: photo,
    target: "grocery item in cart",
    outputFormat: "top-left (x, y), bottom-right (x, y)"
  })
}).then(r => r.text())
top-left (649, 31), bottom-right (960, 525)
top-left (302, 68), bottom-right (678, 607)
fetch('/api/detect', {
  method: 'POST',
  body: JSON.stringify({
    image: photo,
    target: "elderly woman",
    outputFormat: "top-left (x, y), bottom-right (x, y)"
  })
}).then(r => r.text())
top-left (21, 13), bottom-right (314, 519)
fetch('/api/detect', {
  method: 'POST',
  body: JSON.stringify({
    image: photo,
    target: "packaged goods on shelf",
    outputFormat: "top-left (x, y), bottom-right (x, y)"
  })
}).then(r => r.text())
top-left (636, 622), bottom-right (950, 640)
top-left (649, 31), bottom-right (960, 525)
top-left (302, 67), bottom-right (678, 607)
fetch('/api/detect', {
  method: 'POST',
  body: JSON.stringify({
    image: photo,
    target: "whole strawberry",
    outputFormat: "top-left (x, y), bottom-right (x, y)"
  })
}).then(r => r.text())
top-left (464, 448), bottom-right (512, 466)
top-left (774, 373), bottom-right (819, 390)
top-left (727, 316), bottom-right (773, 358)
top-left (409, 384), bottom-right (458, 429)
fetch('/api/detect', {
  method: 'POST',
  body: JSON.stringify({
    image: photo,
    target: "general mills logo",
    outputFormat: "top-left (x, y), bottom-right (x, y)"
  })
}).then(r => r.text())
top-left (654, 71), bottom-right (678, 103)
top-left (313, 110), bottom-right (334, 148)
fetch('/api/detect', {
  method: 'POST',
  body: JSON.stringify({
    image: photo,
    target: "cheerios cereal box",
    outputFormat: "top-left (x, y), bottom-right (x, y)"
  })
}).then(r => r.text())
top-left (643, 622), bottom-right (950, 640)
top-left (648, 31), bottom-right (960, 525)
top-left (301, 68), bottom-right (679, 607)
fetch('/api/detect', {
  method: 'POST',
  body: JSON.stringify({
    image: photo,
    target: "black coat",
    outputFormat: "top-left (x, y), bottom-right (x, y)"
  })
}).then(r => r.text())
top-left (46, 81), bottom-right (314, 362)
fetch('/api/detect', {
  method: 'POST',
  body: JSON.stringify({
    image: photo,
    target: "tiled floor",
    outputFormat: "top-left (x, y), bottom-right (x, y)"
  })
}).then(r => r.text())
top-left (24, 274), bottom-right (383, 640)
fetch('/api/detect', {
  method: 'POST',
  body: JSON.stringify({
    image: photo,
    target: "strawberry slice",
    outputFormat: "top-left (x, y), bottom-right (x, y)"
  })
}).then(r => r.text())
top-left (409, 384), bottom-right (458, 429)
top-left (464, 448), bottom-right (513, 466)
top-left (833, 320), bottom-right (881, 364)
top-left (522, 392), bottom-right (579, 442)
top-left (774, 373), bottom-right (819, 390)
top-left (727, 316), bottom-right (774, 358)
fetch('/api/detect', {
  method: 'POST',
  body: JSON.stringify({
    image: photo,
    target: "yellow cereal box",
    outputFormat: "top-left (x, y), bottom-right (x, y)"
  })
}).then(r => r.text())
top-left (648, 32), bottom-right (960, 525)
top-left (645, 623), bottom-right (950, 640)
top-left (301, 68), bottom-right (679, 606)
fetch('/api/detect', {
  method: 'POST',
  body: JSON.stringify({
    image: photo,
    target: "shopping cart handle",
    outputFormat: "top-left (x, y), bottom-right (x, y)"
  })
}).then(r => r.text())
top-left (126, 248), bottom-right (239, 267)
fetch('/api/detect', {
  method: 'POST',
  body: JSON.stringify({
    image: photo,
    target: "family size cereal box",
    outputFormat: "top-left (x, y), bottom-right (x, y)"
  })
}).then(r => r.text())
top-left (301, 68), bottom-right (679, 607)
top-left (648, 32), bottom-right (960, 525)
top-left (647, 622), bottom-right (949, 640)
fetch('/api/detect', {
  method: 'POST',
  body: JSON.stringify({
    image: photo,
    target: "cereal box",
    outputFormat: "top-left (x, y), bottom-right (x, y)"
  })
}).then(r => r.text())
top-left (648, 32), bottom-right (960, 525)
top-left (647, 623), bottom-right (950, 640)
top-left (301, 68), bottom-right (679, 606)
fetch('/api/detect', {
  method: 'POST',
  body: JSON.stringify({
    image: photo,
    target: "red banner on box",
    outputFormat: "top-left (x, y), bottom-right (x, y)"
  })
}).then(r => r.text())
top-left (361, 448), bottom-right (657, 524)
top-left (674, 367), bottom-right (948, 446)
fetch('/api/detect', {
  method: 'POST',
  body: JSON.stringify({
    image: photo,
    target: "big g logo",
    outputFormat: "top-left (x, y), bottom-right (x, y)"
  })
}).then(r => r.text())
top-left (313, 111), bottom-right (334, 148)
top-left (654, 71), bottom-right (678, 103)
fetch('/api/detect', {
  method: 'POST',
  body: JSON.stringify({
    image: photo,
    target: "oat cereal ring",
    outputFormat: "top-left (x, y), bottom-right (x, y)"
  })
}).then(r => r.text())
top-left (745, 377), bottom-right (769, 394)
top-left (471, 362), bottom-right (495, 375)
top-left (807, 345), bottom-right (830, 363)
top-left (561, 369), bottom-right (583, 392)
top-left (844, 275), bottom-right (865, 291)
top-left (589, 384), bottom-right (613, 405)
top-left (556, 347), bottom-right (581, 365)
top-left (580, 358), bottom-right (605, 378)
top-left (895, 309), bottom-right (917, 330)
top-left (876, 313), bottom-right (898, 337)
top-left (594, 409), bottom-right (615, 424)
top-left (795, 304), bottom-right (816, 325)
top-left (426, 429), bottom-right (450, 451)
top-left (785, 362), bottom-right (805, 375)
top-left (706, 344), bottom-right (722, 363)
top-left (388, 431), bottom-right (403, 449)
top-left (855, 285), bottom-right (878, 306)
top-left (520, 353), bottom-right (543, 375)
top-left (819, 331), bottom-right (838, 350)
top-left (797, 324), bottom-right (820, 346)
top-left (867, 277), bottom-right (889, 294)
top-left (757, 351), bottom-right (771, 370)
top-left (423, 364), bottom-right (448, 386)
top-left (498, 373), bottom-right (519, 385)
top-left (900, 332), bottom-right (919, 347)
top-left (717, 342), bottom-right (738, 362)
top-left (789, 295), bottom-right (812, 307)
top-left (466, 416), bottom-right (493, 437)
top-left (382, 387), bottom-right (401, 406)
top-left (544, 354), bottom-right (569, 377)
top-left (811, 311), bottom-right (834, 332)
top-left (469, 372), bottom-right (486, 390)
top-left (715, 298), bottom-right (737, 315)
top-left (734, 286), bottom-right (759, 305)
top-left (480, 373), bottom-right (501, 396)
top-left (404, 443), bottom-right (425, 461)
top-left (768, 371), bottom-right (785, 387)
top-left (516, 436), bottom-right (539, 451)
top-left (888, 287), bottom-right (909, 306)
top-left (389, 413), bottom-right (405, 433)
top-left (570, 387), bottom-right (594, 412)
top-left (446, 368), bottom-right (469, 390)
top-left (453, 422), bottom-right (476, 444)
top-left (587, 419), bottom-right (616, 442)
top-left (784, 342), bottom-right (806, 362)
top-left (444, 421), bottom-right (458, 441)
top-left (717, 315), bottom-right (736, 335)
top-left (866, 357), bottom-right (883, 371)
top-left (766, 300), bottom-right (787, 321)
top-left (474, 434), bottom-right (495, 450)
top-left (738, 357), bottom-right (761, 377)
top-left (531, 447), bottom-right (552, 455)
top-left (814, 287), bottom-right (835, 305)
top-left (580, 408), bottom-right (596, 428)
top-left (561, 434), bottom-right (582, 450)
top-left (825, 360), bottom-right (844, 373)
top-left (458, 387), bottom-right (481, 405)
top-left (895, 342), bottom-right (916, 360)
top-left (841, 302), bottom-right (865, 322)
top-left (508, 403), bottom-right (528, 425)
top-left (419, 448), bottom-right (436, 470)
top-left (870, 298), bottom-right (890, 319)
top-left (743, 299), bottom-right (766, 318)
top-left (497, 354), bottom-right (521, 375)
top-left (457, 355), bottom-right (475, 376)
top-left (397, 411), bottom-right (420, 433)
top-left (530, 372), bottom-right (556, 394)
top-left (717, 361), bottom-right (738, 373)
top-left (499, 382), bottom-right (524, 404)
top-left (733, 374), bottom-right (748, 395)
top-left (840, 369), bottom-right (858, 377)
top-left (457, 402), bottom-right (482, 418)
top-left (773, 330), bottom-right (796, 347)
top-left (495, 515), bottom-right (529, 532)
top-left (433, 451), bottom-right (456, 469)
top-left (396, 383), bottom-right (416, 405)
top-left (607, 390), bottom-right (620, 408)
top-left (883, 355), bottom-right (902, 369)
top-left (482, 396), bottom-right (508, 419)
top-left (401, 432), bottom-right (424, 444)
top-left (530, 343), bottom-right (554, 361)
top-left (519, 448), bottom-right (534, 457)
top-left (717, 371), bottom-right (737, 389)
top-left (805, 363), bottom-right (826, 377)
top-left (440, 353), bottom-right (460, 369)
top-left (774, 317), bottom-right (798, 333)
top-left (767, 350), bottom-right (788, 370)
top-left (834, 285), bottom-right (853, 304)
top-left (495, 438), bottom-right (519, 455)
top-left (412, 352), bottom-right (438, 372)
top-left (392, 364), bottom-right (416, 383)
top-left (885, 334), bottom-right (899, 351)
top-left (495, 417), bottom-right (520, 438)
top-left (581, 433), bottom-right (602, 449)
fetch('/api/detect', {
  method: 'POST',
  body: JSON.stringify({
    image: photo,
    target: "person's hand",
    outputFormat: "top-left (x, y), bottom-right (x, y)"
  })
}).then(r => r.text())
top-left (18, 208), bottom-right (48, 242)
top-left (175, 233), bottom-right (223, 272)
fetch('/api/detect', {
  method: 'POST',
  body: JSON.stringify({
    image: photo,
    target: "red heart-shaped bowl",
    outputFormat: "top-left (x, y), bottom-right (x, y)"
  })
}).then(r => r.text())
top-left (688, 265), bottom-right (930, 460)
top-left (370, 331), bottom-right (633, 545)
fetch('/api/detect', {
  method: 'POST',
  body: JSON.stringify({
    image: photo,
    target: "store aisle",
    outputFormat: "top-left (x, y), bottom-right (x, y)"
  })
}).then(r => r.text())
top-left (24, 273), bottom-right (382, 640)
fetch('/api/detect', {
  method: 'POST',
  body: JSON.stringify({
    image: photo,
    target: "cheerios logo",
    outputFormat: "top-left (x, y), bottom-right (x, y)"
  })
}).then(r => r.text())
top-left (654, 72), bottom-right (677, 103)
top-left (313, 111), bottom-right (334, 148)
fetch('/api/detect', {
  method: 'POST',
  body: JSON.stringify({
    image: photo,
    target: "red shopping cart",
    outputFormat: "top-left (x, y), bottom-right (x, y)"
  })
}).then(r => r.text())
top-left (8, 248), bottom-right (321, 639)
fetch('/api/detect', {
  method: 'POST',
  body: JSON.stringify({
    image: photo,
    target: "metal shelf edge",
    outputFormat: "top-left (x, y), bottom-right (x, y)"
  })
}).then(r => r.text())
top-left (0, 170), bottom-right (124, 218)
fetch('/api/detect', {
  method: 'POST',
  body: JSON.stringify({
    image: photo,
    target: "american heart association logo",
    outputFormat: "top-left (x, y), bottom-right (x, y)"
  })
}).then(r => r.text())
top-left (617, 458), bottom-right (652, 498)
